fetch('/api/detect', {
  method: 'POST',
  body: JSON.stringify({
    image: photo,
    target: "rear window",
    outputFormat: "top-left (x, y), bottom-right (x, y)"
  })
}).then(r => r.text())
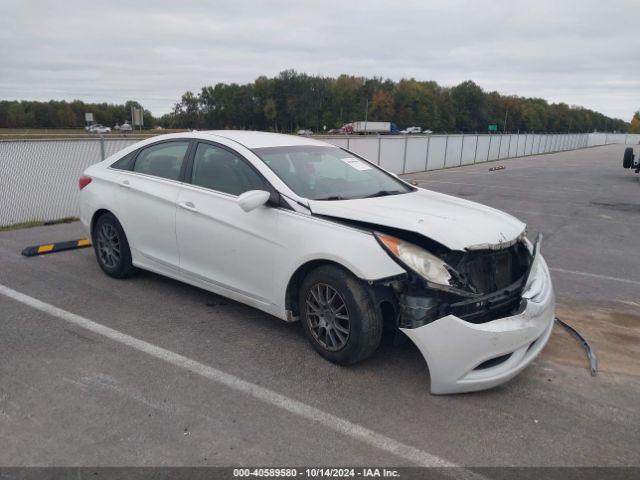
top-left (132, 142), bottom-right (189, 181)
top-left (110, 150), bottom-right (137, 170)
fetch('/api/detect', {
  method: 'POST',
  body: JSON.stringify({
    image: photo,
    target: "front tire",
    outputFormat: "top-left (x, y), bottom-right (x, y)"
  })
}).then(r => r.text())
top-left (299, 265), bottom-right (382, 365)
top-left (92, 213), bottom-right (136, 279)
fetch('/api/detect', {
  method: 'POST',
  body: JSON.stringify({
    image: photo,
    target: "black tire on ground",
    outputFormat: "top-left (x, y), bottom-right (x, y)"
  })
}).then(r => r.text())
top-left (623, 147), bottom-right (634, 169)
top-left (92, 212), bottom-right (136, 279)
top-left (299, 265), bottom-right (382, 365)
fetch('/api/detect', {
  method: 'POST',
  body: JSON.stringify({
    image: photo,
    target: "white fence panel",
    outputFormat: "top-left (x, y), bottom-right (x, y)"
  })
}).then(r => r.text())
top-left (379, 136), bottom-right (405, 173)
top-left (515, 134), bottom-right (525, 156)
top-left (587, 133), bottom-right (640, 147)
top-left (539, 135), bottom-right (547, 153)
top-left (346, 137), bottom-right (379, 164)
top-left (476, 135), bottom-right (491, 162)
top-left (487, 135), bottom-right (500, 161)
top-left (426, 136), bottom-right (447, 170)
top-left (498, 135), bottom-right (509, 158)
top-left (321, 137), bottom-right (349, 149)
top-left (460, 135), bottom-right (477, 165)
top-left (404, 137), bottom-right (429, 173)
top-left (506, 134), bottom-right (516, 157)
top-left (523, 135), bottom-right (531, 155)
top-left (444, 135), bottom-right (463, 168)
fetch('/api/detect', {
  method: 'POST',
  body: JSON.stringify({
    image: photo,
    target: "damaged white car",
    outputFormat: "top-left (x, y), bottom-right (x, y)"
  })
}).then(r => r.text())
top-left (79, 131), bottom-right (555, 394)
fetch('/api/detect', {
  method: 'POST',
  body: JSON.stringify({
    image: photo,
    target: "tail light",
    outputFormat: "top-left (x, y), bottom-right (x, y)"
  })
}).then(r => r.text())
top-left (79, 175), bottom-right (92, 190)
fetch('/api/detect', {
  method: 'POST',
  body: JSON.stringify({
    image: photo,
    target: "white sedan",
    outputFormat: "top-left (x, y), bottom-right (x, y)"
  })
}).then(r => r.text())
top-left (78, 131), bottom-right (554, 394)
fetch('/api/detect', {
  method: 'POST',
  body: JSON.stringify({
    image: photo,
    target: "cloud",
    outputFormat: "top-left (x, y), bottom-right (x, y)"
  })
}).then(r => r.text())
top-left (0, 0), bottom-right (638, 119)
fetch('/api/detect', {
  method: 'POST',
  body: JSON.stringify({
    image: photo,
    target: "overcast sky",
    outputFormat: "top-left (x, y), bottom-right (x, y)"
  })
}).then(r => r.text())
top-left (1, 0), bottom-right (638, 120)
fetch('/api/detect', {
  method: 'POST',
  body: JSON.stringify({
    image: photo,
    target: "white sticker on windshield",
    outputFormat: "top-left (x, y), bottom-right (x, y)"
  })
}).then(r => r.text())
top-left (341, 158), bottom-right (372, 171)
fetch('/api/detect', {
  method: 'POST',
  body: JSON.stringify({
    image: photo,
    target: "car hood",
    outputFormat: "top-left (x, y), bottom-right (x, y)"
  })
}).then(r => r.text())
top-left (307, 189), bottom-right (526, 251)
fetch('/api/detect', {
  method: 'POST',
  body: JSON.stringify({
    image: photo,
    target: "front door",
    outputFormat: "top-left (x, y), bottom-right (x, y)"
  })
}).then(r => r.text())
top-left (176, 141), bottom-right (282, 306)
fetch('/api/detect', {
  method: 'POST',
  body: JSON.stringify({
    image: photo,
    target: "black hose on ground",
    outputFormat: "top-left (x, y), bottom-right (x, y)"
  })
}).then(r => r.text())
top-left (555, 317), bottom-right (598, 376)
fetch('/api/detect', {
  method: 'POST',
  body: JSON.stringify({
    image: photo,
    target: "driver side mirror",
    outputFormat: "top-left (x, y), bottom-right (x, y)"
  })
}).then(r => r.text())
top-left (237, 190), bottom-right (271, 212)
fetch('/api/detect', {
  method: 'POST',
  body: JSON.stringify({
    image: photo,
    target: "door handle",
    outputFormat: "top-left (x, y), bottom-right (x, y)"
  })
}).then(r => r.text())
top-left (179, 201), bottom-right (198, 212)
top-left (119, 180), bottom-right (131, 189)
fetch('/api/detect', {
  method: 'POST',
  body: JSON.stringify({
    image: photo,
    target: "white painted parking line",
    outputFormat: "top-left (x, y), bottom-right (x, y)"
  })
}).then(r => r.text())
top-left (550, 268), bottom-right (640, 287)
top-left (0, 283), bottom-right (479, 475)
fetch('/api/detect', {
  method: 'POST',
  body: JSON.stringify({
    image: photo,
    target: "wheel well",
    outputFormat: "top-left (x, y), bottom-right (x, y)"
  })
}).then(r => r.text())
top-left (90, 209), bottom-right (113, 236)
top-left (285, 260), bottom-right (398, 327)
top-left (286, 260), bottom-right (357, 318)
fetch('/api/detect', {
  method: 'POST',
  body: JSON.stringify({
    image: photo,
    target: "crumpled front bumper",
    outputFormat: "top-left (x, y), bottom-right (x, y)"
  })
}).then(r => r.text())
top-left (400, 254), bottom-right (555, 395)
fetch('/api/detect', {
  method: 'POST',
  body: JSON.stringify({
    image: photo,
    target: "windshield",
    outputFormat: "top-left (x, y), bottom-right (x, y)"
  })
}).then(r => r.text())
top-left (252, 145), bottom-right (413, 200)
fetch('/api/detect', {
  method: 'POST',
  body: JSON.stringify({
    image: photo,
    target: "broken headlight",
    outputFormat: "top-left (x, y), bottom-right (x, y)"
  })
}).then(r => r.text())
top-left (375, 232), bottom-right (474, 297)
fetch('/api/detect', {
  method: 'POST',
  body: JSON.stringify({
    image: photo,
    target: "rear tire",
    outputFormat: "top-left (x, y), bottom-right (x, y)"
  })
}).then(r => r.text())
top-left (623, 147), bottom-right (634, 169)
top-left (92, 213), bottom-right (136, 279)
top-left (299, 265), bottom-right (382, 365)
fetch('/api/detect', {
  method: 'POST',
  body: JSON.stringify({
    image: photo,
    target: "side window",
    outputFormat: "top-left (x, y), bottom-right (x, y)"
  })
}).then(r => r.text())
top-left (110, 150), bottom-right (137, 170)
top-left (191, 143), bottom-right (267, 196)
top-left (133, 142), bottom-right (189, 181)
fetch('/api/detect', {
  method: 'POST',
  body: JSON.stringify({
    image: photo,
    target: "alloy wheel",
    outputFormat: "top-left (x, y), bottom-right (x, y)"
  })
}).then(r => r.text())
top-left (305, 283), bottom-right (350, 351)
top-left (96, 223), bottom-right (121, 268)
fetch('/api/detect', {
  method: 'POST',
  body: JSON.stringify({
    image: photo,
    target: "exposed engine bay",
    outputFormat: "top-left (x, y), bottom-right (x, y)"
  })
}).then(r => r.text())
top-left (319, 215), bottom-right (534, 329)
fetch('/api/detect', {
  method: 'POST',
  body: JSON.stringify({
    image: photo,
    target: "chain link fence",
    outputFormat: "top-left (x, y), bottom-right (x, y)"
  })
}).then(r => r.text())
top-left (0, 132), bottom-right (630, 227)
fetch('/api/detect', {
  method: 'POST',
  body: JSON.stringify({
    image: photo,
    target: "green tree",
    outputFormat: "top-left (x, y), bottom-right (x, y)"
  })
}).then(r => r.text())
top-left (264, 98), bottom-right (277, 131)
top-left (629, 111), bottom-right (640, 133)
top-left (450, 80), bottom-right (487, 132)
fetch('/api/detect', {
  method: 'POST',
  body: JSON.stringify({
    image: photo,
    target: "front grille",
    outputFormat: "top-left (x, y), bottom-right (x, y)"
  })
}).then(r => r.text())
top-left (449, 280), bottom-right (525, 323)
top-left (447, 241), bottom-right (532, 323)
top-left (455, 242), bottom-right (530, 295)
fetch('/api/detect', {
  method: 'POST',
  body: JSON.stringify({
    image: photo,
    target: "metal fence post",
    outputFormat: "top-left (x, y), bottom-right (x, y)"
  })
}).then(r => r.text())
top-left (497, 134), bottom-right (502, 160)
top-left (444, 134), bottom-right (449, 167)
top-left (507, 134), bottom-right (512, 158)
top-left (100, 136), bottom-right (105, 161)
top-left (402, 134), bottom-right (408, 174)
top-left (424, 135), bottom-right (431, 171)
top-left (377, 136), bottom-right (382, 165)
top-left (473, 135), bottom-right (479, 163)
top-left (459, 134), bottom-right (464, 166)
top-left (487, 134), bottom-right (492, 162)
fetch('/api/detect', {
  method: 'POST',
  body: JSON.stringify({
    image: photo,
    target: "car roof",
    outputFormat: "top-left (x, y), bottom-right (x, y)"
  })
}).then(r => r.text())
top-left (196, 130), bottom-right (332, 149)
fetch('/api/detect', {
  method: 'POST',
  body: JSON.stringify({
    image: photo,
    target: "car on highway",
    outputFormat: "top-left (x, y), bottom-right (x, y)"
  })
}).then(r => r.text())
top-left (78, 131), bottom-right (555, 394)
top-left (87, 124), bottom-right (111, 134)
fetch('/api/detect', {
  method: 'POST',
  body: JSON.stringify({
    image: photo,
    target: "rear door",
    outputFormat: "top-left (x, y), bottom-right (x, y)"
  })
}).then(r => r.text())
top-left (115, 139), bottom-right (191, 272)
top-left (176, 140), bottom-right (282, 305)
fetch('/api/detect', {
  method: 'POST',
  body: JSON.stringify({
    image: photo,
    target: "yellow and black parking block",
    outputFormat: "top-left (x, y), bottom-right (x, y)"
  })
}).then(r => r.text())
top-left (21, 239), bottom-right (92, 257)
